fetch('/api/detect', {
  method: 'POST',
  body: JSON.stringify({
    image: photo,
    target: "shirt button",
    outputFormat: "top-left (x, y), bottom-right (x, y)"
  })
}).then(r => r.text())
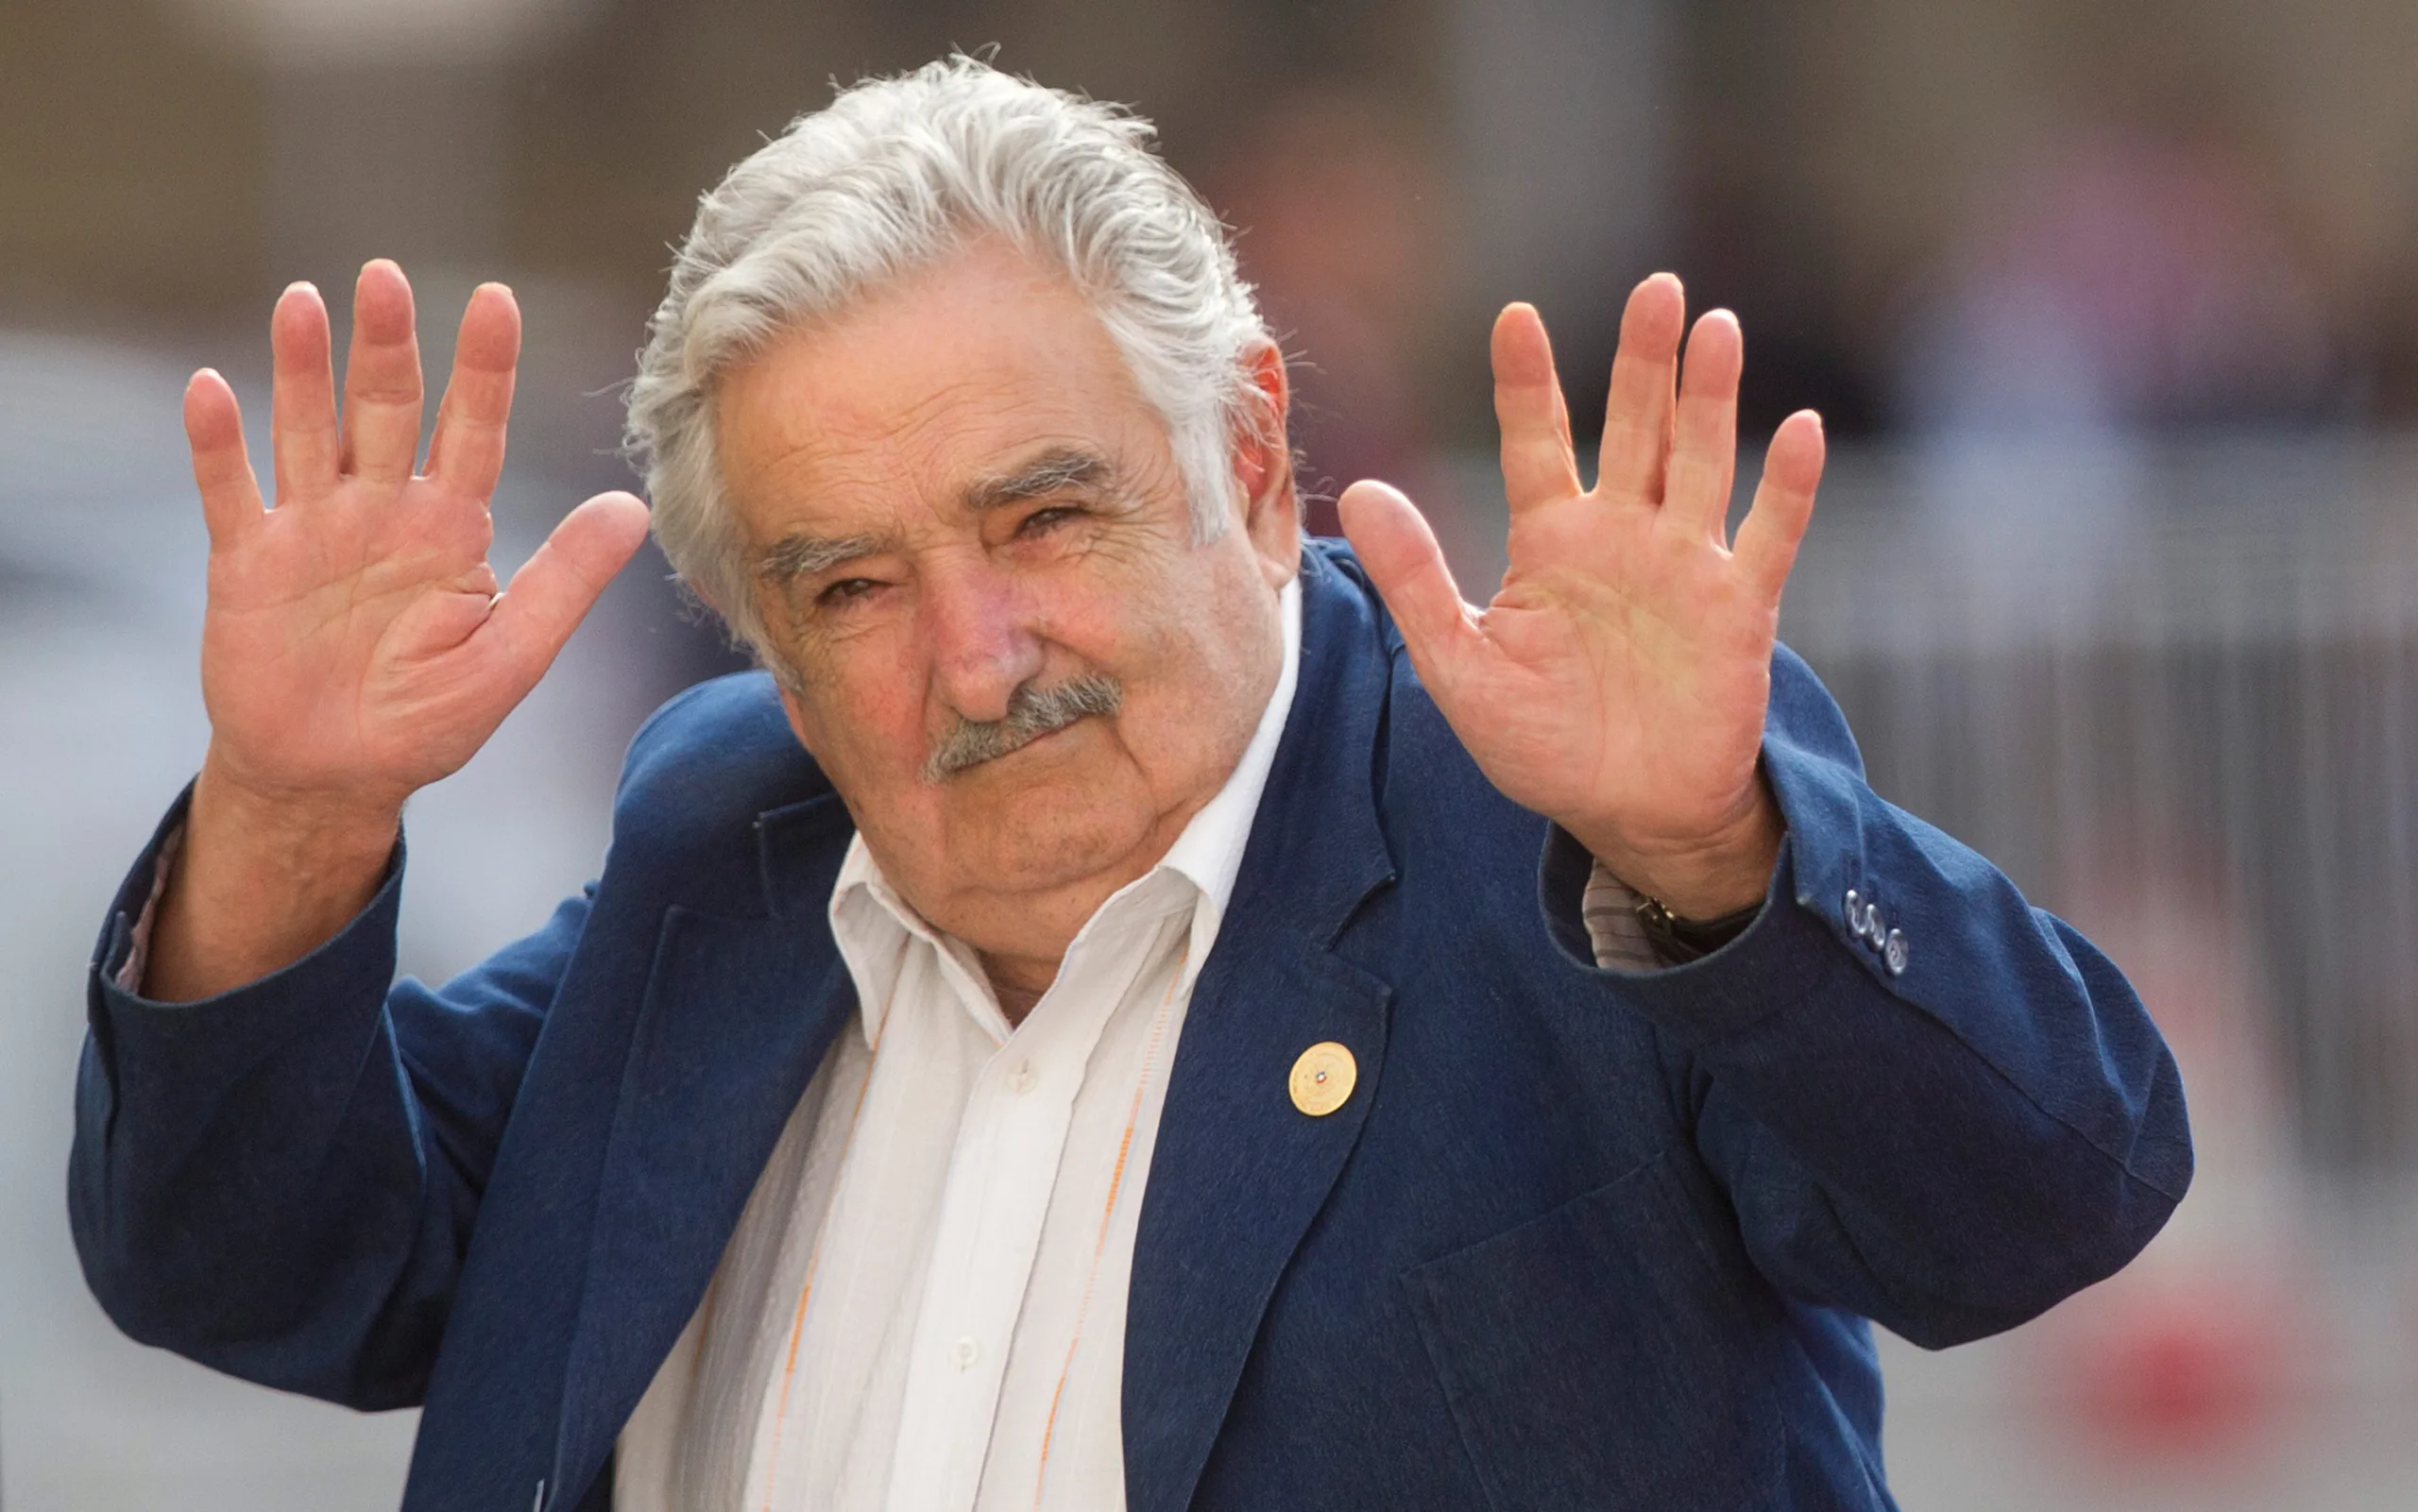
top-left (950, 1336), bottom-right (980, 1370)
top-left (1005, 1062), bottom-right (1038, 1095)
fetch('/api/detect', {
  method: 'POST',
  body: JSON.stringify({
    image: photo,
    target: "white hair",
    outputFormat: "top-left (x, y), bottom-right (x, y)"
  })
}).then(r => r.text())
top-left (623, 54), bottom-right (1276, 662)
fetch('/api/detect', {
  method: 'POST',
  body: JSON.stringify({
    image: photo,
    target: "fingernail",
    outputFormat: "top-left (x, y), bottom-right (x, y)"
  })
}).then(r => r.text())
top-left (283, 280), bottom-right (317, 298)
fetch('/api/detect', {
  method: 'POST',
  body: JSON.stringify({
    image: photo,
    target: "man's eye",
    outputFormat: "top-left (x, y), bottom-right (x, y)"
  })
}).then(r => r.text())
top-left (1016, 505), bottom-right (1081, 536)
top-left (816, 577), bottom-right (882, 607)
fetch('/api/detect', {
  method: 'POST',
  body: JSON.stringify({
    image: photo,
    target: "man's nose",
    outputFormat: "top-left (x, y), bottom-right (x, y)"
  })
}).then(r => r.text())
top-left (919, 558), bottom-right (1045, 723)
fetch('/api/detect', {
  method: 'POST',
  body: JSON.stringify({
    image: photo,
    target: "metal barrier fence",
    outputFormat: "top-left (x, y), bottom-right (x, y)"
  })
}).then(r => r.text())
top-left (1777, 435), bottom-right (2418, 1180)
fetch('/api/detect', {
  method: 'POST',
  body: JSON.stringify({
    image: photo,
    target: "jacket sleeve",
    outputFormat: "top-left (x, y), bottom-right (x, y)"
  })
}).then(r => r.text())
top-left (67, 785), bottom-right (592, 1409)
top-left (1543, 645), bottom-right (2193, 1348)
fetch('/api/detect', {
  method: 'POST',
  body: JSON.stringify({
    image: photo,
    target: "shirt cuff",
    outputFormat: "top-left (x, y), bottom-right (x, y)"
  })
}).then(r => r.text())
top-left (1579, 854), bottom-right (1767, 972)
top-left (113, 822), bottom-right (185, 994)
top-left (1579, 859), bottom-right (1666, 972)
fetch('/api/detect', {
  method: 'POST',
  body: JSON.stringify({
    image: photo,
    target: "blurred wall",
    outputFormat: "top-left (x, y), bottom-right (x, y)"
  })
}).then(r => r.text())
top-left (3, 2), bottom-right (2416, 1508)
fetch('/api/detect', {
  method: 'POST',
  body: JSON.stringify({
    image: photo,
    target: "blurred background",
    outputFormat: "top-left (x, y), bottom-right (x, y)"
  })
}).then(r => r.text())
top-left (2, 0), bottom-right (2414, 1506)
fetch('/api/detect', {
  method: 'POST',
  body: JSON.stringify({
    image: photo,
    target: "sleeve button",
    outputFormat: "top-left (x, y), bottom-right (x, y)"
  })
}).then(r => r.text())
top-left (1883, 928), bottom-right (1909, 976)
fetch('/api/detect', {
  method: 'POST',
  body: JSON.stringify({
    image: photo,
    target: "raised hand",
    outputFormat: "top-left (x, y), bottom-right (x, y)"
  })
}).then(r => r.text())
top-left (191, 261), bottom-right (649, 814)
top-left (1338, 274), bottom-right (1824, 918)
top-left (148, 262), bottom-right (650, 1000)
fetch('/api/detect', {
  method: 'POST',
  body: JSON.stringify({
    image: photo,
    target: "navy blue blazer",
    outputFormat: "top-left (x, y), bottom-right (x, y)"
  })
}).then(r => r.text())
top-left (72, 542), bottom-right (2189, 1511)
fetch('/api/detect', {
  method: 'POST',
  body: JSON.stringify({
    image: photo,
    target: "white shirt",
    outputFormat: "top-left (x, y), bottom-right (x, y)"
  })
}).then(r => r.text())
top-left (615, 579), bottom-right (1303, 1512)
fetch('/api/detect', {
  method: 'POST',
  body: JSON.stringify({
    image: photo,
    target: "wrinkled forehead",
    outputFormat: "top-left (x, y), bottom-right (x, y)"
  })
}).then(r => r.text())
top-left (710, 242), bottom-right (1181, 545)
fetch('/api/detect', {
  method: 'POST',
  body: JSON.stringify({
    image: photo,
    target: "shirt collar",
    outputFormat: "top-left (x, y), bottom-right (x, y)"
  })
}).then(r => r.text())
top-left (830, 576), bottom-right (1304, 1046)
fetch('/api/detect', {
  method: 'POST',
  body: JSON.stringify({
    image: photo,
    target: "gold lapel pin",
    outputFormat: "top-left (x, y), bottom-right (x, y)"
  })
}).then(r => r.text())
top-left (1289, 1042), bottom-right (1357, 1117)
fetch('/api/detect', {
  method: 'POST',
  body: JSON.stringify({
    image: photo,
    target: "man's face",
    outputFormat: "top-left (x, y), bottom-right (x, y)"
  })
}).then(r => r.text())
top-left (714, 241), bottom-right (1297, 952)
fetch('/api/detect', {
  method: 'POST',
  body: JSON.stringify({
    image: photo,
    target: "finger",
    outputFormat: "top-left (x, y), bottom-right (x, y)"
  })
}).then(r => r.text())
top-left (485, 492), bottom-right (652, 684)
top-left (1733, 411), bottom-right (1825, 600)
top-left (1595, 273), bottom-right (1686, 505)
top-left (183, 368), bottom-right (264, 549)
top-left (1661, 309), bottom-right (1743, 543)
top-left (1337, 479), bottom-right (1486, 685)
top-left (1490, 304), bottom-right (1582, 514)
top-left (425, 282), bottom-right (521, 500)
top-left (270, 281), bottom-right (340, 505)
top-left (339, 260), bottom-right (425, 487)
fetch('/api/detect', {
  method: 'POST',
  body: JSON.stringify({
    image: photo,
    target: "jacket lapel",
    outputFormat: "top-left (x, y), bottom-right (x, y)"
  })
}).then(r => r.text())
top-left (1123, 548), bottom-right (1401, 1512)
top-left (549, 790), bottom-right (860, 1504)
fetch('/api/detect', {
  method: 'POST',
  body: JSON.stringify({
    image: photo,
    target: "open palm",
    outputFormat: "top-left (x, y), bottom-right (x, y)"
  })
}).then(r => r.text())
top-left (1339, 275), bottom-right (1825, 915)
top-left (189, 262), bottom-right (649, 815)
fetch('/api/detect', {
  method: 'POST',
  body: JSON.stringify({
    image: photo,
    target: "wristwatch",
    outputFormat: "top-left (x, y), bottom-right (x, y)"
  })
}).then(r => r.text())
top-left (1631, 892), bottom-right (1762, 964)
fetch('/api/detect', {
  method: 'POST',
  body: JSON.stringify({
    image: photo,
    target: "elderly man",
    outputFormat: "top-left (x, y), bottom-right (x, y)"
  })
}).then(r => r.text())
top-left (71, 58), bottom-right (2187, 1512)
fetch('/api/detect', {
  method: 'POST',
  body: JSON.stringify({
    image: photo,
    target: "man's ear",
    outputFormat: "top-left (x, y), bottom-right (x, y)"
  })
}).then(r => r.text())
top-left (1230, 340), bottom-right (1299, 589)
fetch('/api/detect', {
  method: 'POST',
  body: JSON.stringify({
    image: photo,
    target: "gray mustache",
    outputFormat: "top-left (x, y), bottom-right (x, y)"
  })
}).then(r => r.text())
top-left (923, 673), bottom-right (1124, 782)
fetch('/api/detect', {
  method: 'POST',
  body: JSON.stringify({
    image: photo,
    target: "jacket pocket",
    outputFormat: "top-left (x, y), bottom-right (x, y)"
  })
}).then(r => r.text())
top-left (1404, 1150), bottom-right (1781, 1511)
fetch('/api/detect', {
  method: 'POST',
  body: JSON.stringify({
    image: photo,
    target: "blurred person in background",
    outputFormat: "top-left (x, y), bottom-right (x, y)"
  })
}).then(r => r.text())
top-left (1890, 101), bottom-right (2345, 625)
top-left (1897, 115), bottom-right (2338, 436)
top-left (1201, 87), bottom-right (1455, 538)
top-left (65, 58), bottom-right (2188, 1512)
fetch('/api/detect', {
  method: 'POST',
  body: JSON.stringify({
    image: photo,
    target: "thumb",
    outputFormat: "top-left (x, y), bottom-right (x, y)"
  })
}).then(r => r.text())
top-left (1337, 479), bottom-right (1483, 682)
top-left (485, 491), bottom-right (653, 682)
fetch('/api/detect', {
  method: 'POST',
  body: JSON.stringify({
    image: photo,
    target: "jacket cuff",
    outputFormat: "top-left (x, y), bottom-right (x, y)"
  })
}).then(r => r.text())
top-left (1541, 821), bottom-right (1842, 1040)
top-left (1537, 724), bottom-right (1910, 1042)
top-left (86, 785), bottom-right (408, 1105)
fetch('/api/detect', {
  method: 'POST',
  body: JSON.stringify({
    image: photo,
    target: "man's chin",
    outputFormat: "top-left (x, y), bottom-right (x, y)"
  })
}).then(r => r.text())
top-left (936, 755), bottom-right (1153, 892)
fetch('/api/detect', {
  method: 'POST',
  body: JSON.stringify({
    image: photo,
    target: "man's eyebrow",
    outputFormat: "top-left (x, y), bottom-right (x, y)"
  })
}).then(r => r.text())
top-left (751, 448), bottom-right (1110, 584)
top-left (756, 532), bottom-right (889, 585)
top-left (961, 446), bottom-right (1114, 514)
